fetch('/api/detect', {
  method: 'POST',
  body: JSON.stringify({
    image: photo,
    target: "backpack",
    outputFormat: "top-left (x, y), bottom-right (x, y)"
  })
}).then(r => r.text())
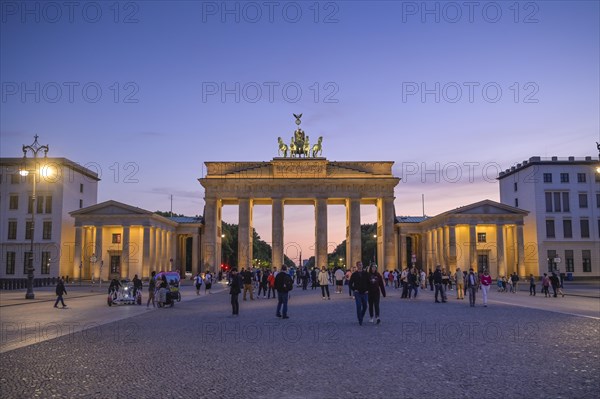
top-left (284, 274), bottom-right (294, 292)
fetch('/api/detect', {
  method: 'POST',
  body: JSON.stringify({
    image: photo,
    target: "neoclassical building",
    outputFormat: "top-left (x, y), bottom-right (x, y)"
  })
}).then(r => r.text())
top-left (396, 200), bottom-right (529, 278)
top-left (69, 201), bottom-right (202, 280)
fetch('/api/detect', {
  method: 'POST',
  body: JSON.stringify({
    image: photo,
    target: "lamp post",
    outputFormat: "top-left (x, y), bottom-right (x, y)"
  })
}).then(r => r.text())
top-left (372, 234), bottom-right (377, 266)
top-left (19, 135), bottom-right (49, 300)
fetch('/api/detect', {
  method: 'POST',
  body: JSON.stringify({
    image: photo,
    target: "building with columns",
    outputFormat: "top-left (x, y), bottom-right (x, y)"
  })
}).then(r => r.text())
top-left (69, 201), bottom-right (202, 280)
top-left (396, 200), bottom-right (529, 278)
top-left (199, 158), bottom-right (399, 272)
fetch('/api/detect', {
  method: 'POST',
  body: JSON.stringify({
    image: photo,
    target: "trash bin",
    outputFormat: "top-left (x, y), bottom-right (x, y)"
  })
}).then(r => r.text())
top-left (567, 273), bottom-right (573, 281)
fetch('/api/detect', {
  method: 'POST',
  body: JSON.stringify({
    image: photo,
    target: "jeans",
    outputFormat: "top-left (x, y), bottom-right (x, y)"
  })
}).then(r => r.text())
top-left (481, 285), bottom-right (489, 305)
top-left (54, 295), bottom-right (66, 307)
top-left (276, 291), bottom-right (289, 317)
top-left (434, 283), bottom-right (444, 302)
top-left (321, 284), bottom-right (330, 298)
top-left (243, 284), bottom-right (254, 300)
top-left (258, 283), bottom-right (267, 297)
top-left (408, 284), bottom-right (418, 298)
top-left (268, 286), bottom-right (276, 299)
top-left (231, 294), bottom-right (239, 315)
top-left (468, 286), bottom-right (476, 306)
top-left (368, 293), bottom-right (380, 318)
top-left (530, 284), bottom-right (536, 295)
top-left (354, 291), bottom-right (368, 324)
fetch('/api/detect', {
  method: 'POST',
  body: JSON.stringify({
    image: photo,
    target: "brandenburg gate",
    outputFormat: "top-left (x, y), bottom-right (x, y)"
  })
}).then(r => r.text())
top-left (199, 115), bottom-right (400, 271)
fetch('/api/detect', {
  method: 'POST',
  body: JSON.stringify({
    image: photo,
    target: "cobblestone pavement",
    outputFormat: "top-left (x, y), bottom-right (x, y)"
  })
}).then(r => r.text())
top-left (1, 283), bottom-right (598, 399)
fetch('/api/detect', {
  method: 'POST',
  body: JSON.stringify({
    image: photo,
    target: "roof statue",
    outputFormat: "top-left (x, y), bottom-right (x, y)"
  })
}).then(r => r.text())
top-left (278, 114), bottom-right (323, 158)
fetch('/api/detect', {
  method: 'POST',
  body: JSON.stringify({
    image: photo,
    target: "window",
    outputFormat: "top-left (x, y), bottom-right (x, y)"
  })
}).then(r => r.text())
top-left (582, 250), bottom-right (591, 272)
top-left (36, 196), bottom-right (44, 214)
top-left (7, 221), bottom-right (17, 240)
top-left (45, 196), bottom-right (52, 213)
top-left (80, 183), bottom-right (84, 193)
top-left (10, 174), bottom-right (20, 184)
top-left (565, 250), bottom-right (574, 272)
top-left (563, 220), bottom-right (572, 238)
top-left (42, 221), bottom-right (52, 240)
top-left (79, 199), bottom-right (83, 209)
top-left (25, 221), bottom-right (33, 240)
top-left (27, 196), bottom-right (33, 214)
top-left (5, 252), bottom-right (16, 274)
top-left (514, 198), bottom-right (519, 208)
top-left (514, 182), bottom-right (518, 192)
top-left (112, 233), bottom-right (122, 244)
top-left (563, 192), bottom-right (570, 212)
top-left (9, 195), bottom-right (18, 210)
top-left (477, 232), bottom-right (487, 243)
top-left (23, 251), bottom-right (32, 274)
top-left (547, 249), bottom-right (557, 272)
top-left (596, 193), bottom-right (600, 208)
top-left (545, 192), bottom-right (570, 212)
top-left (41, 252), bottom-right (51, 274)
top-left (546, 220), bottom-right (555, 238)
top-left (543, 173), bottom-right (552, 183)
top-left (580, 219), bottom-right (590, 238)
top-left (560, 173), bottom-right (569, 183)
top-left (577, 173), bottom-right (586, 183)
top-left (579, 193), bottom-right (588, 208)
top-left (553, 192), bottom-right (561, 212)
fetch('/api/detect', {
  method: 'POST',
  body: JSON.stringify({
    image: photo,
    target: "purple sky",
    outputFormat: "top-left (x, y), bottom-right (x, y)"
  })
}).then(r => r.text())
top-left (2, 1), bottom-right (598, 262)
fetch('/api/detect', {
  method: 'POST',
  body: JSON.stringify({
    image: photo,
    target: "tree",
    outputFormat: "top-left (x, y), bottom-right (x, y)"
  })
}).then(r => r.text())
top-left (327, 223), bottom-right (378, 268)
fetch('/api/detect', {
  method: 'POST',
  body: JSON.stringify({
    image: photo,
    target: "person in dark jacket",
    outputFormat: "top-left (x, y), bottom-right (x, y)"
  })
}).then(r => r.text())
top-left (433, 265), bottom-right (446, 303)
top-left (229, 269), bottom-right (241, 316)
top-left (367, 264), bottom-right (386, 324)
top-left (349, 261), bottom-right (371, 325)
top-left (275, 265), bottom-right (292, 319)
top-left (54, 278), bottom-right (67, 308)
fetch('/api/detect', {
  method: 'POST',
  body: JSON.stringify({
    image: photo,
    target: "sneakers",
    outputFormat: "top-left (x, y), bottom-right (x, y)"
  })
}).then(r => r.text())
top-left (376, 318), bottom-right (381, 324)
top-left (276, 314), bottom-right (282, 318)
top-left (369, 317), bottom-right (374, 323)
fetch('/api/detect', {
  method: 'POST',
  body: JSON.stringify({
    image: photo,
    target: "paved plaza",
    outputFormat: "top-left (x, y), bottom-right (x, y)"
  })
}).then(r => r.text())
top-left (1, 281), bottom-right (599, 399)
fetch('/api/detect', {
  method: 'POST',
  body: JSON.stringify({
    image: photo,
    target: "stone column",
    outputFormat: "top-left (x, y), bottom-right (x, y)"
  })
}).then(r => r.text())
top-left (448, 225), bottom-right (457, 270)
top-left (516, 223), bottom-right (525, 277)
top-left (122, 225), bottom-right (130, 279)
top-left (95, 226), bottom-right (104, 280)
top-left (496, 224), bottom-right (505, 278)
top-left (432, 228), bottom-right (438, 265)
top-left (315, 197), bottom-right (328, 269)
top-left (272, 198), bottom-right (284, 268)
top-left (142, 226), bottom-right (150, 279)
top-left (380, 197), bottom-right (396, 271)
top-left (84, 227), bottom-right (94, 279)
top-left (162, 229), bottom-right (168, 271)
top-left (170, 231), bottom-right (178, 275)
top-left (192, 232), bottom-right (200, 273)
top-left (149, 227), bottom-right (156, 273)
top-left (202, 198), bottom-right (220, 271)
top-left (346, 198), bottom-right (361, 267)
top-left (74, 225), bottom-right (82, 279)
top-left (238, 198), bottom-right (253, 269)
top-left (426, 230), bottom-right (433, 268)
top-left (399, 232), bottom-right (406, 269)
top-left (469, 224), bottom-right (477, 271)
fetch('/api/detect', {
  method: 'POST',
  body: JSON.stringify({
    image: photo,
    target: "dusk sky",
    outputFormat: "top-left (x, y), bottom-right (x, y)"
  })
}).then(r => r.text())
top-left (2, 1), bottom-right (598, 262)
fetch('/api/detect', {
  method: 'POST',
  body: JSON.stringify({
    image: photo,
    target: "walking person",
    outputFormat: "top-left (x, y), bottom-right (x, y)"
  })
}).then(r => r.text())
top-left (511, 272), bottom-right (519, 293)
top-left (349, 261), bottom-right (370, 325)
top-left (466, 268), bottom-right (478, 307)
top-left (54, 278), bottom-right (68, 308)
top-left (529, 274), bottom-right (536, 296)
top-left (334, 267), bottom-right (344, 294)
top-left (480, 269), bottom-right (492, 307)
top-left (229, 269), bottom-right (241, 316)
top-left (455, 268), bottom-right (464, 300)
top-left (275, 265), bottom-right (293, 319)
top-left (433, 265), bottom-right (446, 303)
top-left (368, 264), bottom-right (386, 324)
top-left (267, 269), bottom-right (277, 299)
top-left (146, 271), bottom-right (156, 308)
top-left (428, 270), bottom-right (434, 291)
top-left (542, 273), bottom-right (550, 297)
top-left (346, 267), bottom-right (354, 298)
top-left (407, 268), bottom-right (419, 299)
top-left (319, 266), bottom-right (331, 300)
top-left (242, 268), bottom-right (254, 301)
top-left (194, 272), bottom-right (203, 295)
top-left (258, 269), bottom-right (269, 298)
top-left (204, 271), bottom-right (213, 294)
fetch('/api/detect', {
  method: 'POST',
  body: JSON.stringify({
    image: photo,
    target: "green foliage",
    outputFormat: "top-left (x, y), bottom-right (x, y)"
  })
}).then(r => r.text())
top-left (154, 210), bottom-right (185, 218)
top-left (327, 223), bottom-right (377, 267)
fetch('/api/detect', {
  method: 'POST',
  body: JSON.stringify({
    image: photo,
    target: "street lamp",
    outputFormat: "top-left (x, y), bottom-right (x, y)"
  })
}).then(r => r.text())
top-left (19, 135), bottom-right (49, 300)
